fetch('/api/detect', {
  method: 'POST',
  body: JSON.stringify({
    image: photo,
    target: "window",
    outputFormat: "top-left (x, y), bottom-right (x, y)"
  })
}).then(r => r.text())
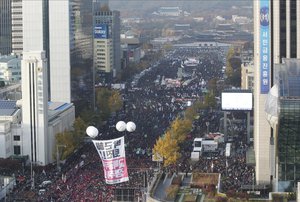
top-left (14, 136), bottom-right (20, 141)
top-left (14, 146), bottom-right (21, 155)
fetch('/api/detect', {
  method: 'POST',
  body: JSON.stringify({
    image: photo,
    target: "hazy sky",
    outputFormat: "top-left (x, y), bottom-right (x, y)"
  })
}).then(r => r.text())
top-left (110, 0), bottom-right (252, 11)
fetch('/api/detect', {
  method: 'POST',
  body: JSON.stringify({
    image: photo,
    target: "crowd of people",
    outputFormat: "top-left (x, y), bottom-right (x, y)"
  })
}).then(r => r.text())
top-left (5, 47), bottom-right (254, 201)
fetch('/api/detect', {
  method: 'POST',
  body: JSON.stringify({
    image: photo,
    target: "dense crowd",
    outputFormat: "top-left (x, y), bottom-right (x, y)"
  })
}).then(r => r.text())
top-left (5, 47), bottom-right (254, 201)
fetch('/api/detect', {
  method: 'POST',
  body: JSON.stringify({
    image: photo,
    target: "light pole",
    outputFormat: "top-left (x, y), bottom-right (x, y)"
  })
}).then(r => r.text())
top-left (205, 121), bottom-right (210, 134)
top-left (56, 144), bottom-right (66, 171)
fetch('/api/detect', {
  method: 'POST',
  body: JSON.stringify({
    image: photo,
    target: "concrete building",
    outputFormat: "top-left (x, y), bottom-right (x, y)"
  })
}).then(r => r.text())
top-left (22, 0), bottom-right (104, 105)
top-left (0, 0), bottom-right (12, 55)
top-left (0, 100), bottom-right (21, 159)
top-left (0, 100), bottom-right (75, 165)
top-left (241, 63), bottom-right (254, 90)
top-left (48, 0), bottom-right (71, 103)
top-left (93, 10), bottom-right (121, 83)
top-left (0, 55), bottom-right (21, 85)
top-left (11, 0), bottom-right (23, 56)
top-left (21, 0), bottom-right (76, 165)
top-left (253, 0), bottom-right (300, 186)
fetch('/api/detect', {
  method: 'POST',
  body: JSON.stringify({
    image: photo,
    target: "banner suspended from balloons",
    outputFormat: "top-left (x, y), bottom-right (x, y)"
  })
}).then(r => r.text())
top-left (92, 136), bottom-right (129, 184)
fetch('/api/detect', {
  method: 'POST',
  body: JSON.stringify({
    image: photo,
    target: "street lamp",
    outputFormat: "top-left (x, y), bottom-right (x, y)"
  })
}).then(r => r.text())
top-left (205, 121), bottom-right (210, 134)
top-left (56, 144), bottom-right (66, 171)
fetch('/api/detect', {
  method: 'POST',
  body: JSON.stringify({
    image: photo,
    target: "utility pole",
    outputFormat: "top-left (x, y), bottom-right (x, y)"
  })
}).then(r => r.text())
top-left (56, 144), bottom-right (66, 171)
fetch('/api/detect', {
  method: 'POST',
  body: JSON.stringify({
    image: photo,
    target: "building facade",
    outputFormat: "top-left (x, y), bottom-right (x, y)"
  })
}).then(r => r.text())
top-left (253, 0), bottom-right (300, 186)
top-left (0, 55), bottom-right (21, 84)
top-left (93, 10), bottom-right (121, 84)
top-left (11, 0), bottom-right (23, 56)
top-left (273, 59), bottom-right (300, 192)
top-left (21, 51), bottom-right (49, 165)
top-left (0, 0), bottom-right (12, 55)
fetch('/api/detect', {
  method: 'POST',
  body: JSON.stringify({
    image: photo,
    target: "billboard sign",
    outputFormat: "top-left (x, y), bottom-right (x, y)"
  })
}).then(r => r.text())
top-left (93, 137), bottom-right (128, 184)
top-left (94, 24), bottom-right (108, 39)
top-left (221, 92), bottom-right (253, 111)
top-left (260, 0), bottom-right (270, 94)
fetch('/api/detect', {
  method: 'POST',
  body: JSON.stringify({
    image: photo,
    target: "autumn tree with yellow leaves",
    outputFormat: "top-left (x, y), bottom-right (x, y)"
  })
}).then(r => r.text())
top-left (153, 131), bottom-right (181, 167)
top-left (54, 117), bottom-right (88, 160)
top-left (153, 115), bottom-right (193, 166)
top-left (169, 117), bottom-right (192, 144)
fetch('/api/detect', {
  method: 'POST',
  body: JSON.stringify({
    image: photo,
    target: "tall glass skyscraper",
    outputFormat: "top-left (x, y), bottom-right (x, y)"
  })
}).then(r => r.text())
top-left (273, 59), bottom-right (300, 192)
top-left (254, 0), bottom-right (300, 189)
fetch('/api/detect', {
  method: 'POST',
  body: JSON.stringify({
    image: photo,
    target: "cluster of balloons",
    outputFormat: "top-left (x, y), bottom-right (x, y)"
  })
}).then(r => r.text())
top-left (116, 121), bottom-right (136, 132)
top-left (86, 121), bottom-right (136, 138)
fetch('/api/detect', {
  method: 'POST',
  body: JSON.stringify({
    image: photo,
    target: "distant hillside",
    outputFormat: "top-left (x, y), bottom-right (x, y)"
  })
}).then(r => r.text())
top-left (109, 0), bottom-right (252, 15)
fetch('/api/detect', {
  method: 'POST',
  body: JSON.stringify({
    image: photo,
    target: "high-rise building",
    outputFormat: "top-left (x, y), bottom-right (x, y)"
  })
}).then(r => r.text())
top-left (11, 0), bottom-right (23, 56)
top-left (253, 0), bottom-right (300, 186)
top-left (22, 0), bottom-right (49, 165)
top-left (271, 59), bottom-right (300, 192)
top-left (93, 9), bottom-right (121, 84)
top-left (48, 0), bottom-right (71, 103)
top-left (0, 0), bottom-right (12, 55)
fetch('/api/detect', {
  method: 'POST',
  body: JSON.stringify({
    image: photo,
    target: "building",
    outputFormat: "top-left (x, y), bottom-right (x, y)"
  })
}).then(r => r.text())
top-left (241, 49), bottom-right (254, 90)
top-left (11, 0), bottom-right (23, 56)
top-left (22, 0), bottom-right (106, 106)
top-left (0, 100), bottom-right (22, 159)
top-left (121, 38), bottom-right (141, 63)
top-left (0, 0), bottom-right (12, 55)
top-left (0, 55), bottom-right (21, 85)
top-left (0, 100), bottom-right (75, 165)
top-left (156, 7), bottom-right (182, 17)
top-left (93, 10), bottom-right (121, 84)
top-left (21, 0), bottom-right (77, 165)
top-left (270, 59), bottom-right (300, 192)
top-left (241, 63), bottom-right (254, 90)
top-left (253, 0), bottom-right (300, 187)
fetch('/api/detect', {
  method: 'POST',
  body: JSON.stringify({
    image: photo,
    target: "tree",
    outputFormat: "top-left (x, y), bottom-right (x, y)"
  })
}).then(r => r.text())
top-left (96, 88), bottom-right (112, 119)
top-left (54, 131), bottom-right (76, 160)
top-left (169, 117), bottom-right (192, 144)
top-left (225, 46), bottom-right (235, 78)
top-left (79, 108), bottom-right (102, 126)
top-left (207, 78), bottom-right (217, 94)
top-left (72, 117), bottom-right (88, 145)
top-left (108, 90), bottom-right (123, 113)
top-left (153, 131), bottom-right (181, 167)
top-left (204, 92), bottom-right (217, 108)
top-left (184, 106), bottom-right (198, 121)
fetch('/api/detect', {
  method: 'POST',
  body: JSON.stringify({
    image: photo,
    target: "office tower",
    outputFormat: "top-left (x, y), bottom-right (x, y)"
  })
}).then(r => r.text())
top-left (93, 9), bottom-right (121, 84)
top-left (48, 0), bottom-right (71, 103)
top-left (21, 51), bottom-right (49, 165)
top-left (253, 0), bottom-right (300, 186)
top-left (22, 0), bottom-right (49, 165)
top-left (0, 0), bottom-right (12, 55)
top-left (11, 0), bottom-right (23, 56)
top-left (272, 59), bottom-right (300, 192)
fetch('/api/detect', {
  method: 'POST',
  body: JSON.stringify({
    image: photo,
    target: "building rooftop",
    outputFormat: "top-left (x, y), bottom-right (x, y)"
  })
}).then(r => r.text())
top-left (48, 102), bottom-right (74, 122)
top-left (0, 55), bottom-right (18, 63)
top-left (0, 100), bottom-right (18, 116)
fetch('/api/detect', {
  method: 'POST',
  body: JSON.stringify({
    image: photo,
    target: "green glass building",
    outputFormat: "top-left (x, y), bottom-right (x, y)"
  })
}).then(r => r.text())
top-left (275, 59), bottom-right (300, 191)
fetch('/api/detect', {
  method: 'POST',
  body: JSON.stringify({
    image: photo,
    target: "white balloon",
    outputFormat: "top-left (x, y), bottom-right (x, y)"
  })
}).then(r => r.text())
top-left (126, 121), bottom-right (136, 132)
top-left (86, 126), bottom-right (99, 138)
top-left (116, 121), bottom-right (127, 132)
top-left (187, 101), bottom-right (192, 107)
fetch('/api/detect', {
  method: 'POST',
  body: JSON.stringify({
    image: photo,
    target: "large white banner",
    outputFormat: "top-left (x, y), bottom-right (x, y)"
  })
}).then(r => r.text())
top-left (92, 137), bottom-right (129, 184)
